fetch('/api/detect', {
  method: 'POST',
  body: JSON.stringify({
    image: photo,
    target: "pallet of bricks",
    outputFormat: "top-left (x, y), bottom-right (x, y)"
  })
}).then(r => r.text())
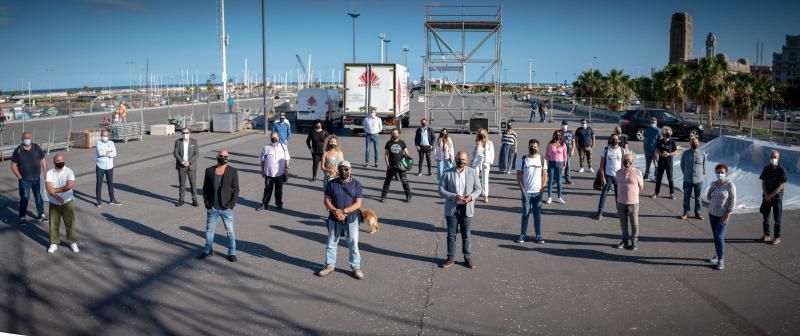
top-left (70, 130), bottom-right (102, 149)
top-left (109, 122), bottom-right (145, 142)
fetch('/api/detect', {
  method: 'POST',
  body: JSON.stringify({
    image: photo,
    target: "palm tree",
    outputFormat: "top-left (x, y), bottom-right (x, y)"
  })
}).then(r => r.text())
top-left (572, 69), bottom-right (603, 107)
top-left (602, 69), bottom-right (634, 111)
top-left (688, 56), bottom-right (728, 126)
top-left (661, 63), bottom-right (689, 114)
top-left (724, 72), bottom-right (755, 129)
top-left (752, 77), bottom-right (782, 120)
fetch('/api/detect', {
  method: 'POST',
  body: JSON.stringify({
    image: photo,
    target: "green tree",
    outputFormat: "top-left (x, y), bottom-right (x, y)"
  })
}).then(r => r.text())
top-left (82, 86), bottom-right (92, 93)
top-left (602, 69), bottom-right (634, 111)
top-left (572, 69), bottom-right (603, 107)
top-left (632, 76), bottom-right (655, 102)
top-left (688, 56), bottom-right (728, 126)
top-left (206, 73), bottom-right (217, 94)
top-left (752, 77), bottom-right (782, 120)
top-left (11, 90), bottom-right (21, 98)
top-left (660, 63), bottom-right (689, 114)
top-left (724, 72), bottom-right (755, 129)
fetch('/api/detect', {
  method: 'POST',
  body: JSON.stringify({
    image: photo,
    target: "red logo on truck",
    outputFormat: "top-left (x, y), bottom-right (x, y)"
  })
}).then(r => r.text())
top-left (306, 96), bottom-right (317, 106)
top-left (359, 70), bottom-right (380, 87)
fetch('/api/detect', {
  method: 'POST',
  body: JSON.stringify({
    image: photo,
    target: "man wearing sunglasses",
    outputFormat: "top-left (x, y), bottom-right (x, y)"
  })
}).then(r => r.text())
top-left (198, 150), bottom-right (240, 262)
top-left (173, 128), bottom-right (199, 207)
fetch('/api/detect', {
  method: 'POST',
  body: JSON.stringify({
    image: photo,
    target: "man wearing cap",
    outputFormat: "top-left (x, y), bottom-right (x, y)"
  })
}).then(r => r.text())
top-left (319, 161), bottom-right (365, 280)
top-left (557, 120), bottom-right (576, 184)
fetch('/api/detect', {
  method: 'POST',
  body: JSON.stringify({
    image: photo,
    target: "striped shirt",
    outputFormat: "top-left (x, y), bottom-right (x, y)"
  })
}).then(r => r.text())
top-left (708, 181), bottom-right (736, 217)
top-left (501, 130), bottom-right (517, 145)
top-left (759, 164), bottom-right (787, 200)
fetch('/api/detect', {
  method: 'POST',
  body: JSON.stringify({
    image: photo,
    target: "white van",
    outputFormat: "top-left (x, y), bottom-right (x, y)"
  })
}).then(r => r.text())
top-left (295, 88), bottom-right (343, 132)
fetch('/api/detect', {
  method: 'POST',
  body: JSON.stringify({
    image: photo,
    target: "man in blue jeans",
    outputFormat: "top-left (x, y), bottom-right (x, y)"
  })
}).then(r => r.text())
top-left (272, 112), bottom-right (292, 145)
top-left (438, 151), bottom-right (482, 269)
top-left (197, 150), bottom-right (240, 262)
top-left (643, 117), bottom-right (661, 181)
top-left (363, 110), bottom-right (383, 167)
top-left (516, 139), bottom-right (548, 243)
top-left (11, 131), bottom-right (47, 224)
top-left (680, 137), bottom-right (706, 220)
top-left (318, 161), bottom-right (364, 279)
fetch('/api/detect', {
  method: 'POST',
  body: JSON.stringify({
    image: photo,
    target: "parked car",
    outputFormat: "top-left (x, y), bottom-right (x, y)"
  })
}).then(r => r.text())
top-left (619, 108), bottom-right (704, 141)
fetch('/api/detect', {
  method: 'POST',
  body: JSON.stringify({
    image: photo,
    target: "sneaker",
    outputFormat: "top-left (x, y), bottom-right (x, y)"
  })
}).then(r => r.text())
top-left (47, 244), bottom-right (58, 253)
top-left (534, 236), bottom-right (546, 244)
top-left (546, 197), bottom-right (552, 204)
top-left (227, 255), bottom-right (237, 262)
top-left (363, 162), bottom-right (369, 168)
top-left (579, 168), bottom-right (585, 173)
top-left (715, 259), bottom-right (725, 270)
top-left (70, 243), bottom-right (79, 253)
top-left (669, 194), bottom-right (676, 200)
top-left (557, 198), bottom-right (566, 204)
top-left (96, 202), bottom-right (103, 208)
top-left (770, 237), bottom-right (782, 246)
top-left (629, 242), bottom-right (638, 251)
top-left (589, 168), bottom-right (595, 173)
top-left (760, 234), bottom-right (772, 242)
top-left (18, 217), bottom-right (27, 225)
top-left (39, 214), bottom-right (47, 221)
top-left (515, 235), bottom-right (526, 243)
top-left (708, 256), bottom-right (719, 263)
top-left (256, 205), bottom-right (267, 211)
top-left (353, 268), bottom-right (364, 280)
top-left (441, 259), bottom-right (455, 268)
top-left (615, 241), bottom-right (627, 249)
top-left (464, 258), bottom-right (476, 269)
top-left (318, 266), bottom-right (335, 277)
top-left (110, 200), bottom-right (123, 206)
top-left (680, 213), bottom-right (688, 220)
top-left (596, 213), bottom-right (603, 220)
top-left (695, 213), bottom-right (704, 220)
top-left (650, 194), bottom-right (658, 199)
top-left (417, 172), bottom-right (423, 176)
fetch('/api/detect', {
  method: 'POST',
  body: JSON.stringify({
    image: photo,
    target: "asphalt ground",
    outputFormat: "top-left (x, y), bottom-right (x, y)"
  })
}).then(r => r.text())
top-left (0, 98), bottom-right (798, 335)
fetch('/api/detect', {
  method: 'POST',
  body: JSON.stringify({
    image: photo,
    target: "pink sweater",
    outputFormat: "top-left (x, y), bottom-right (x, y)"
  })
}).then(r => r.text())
top-left (546, 143), bottom-right (567, 162)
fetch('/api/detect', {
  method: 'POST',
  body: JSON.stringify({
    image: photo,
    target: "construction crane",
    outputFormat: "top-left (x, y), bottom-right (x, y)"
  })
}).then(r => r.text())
top-left (295, 54), bottom-right (311, 86)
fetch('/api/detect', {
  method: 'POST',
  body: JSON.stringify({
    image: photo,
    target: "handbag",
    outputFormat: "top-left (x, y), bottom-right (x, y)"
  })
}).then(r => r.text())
top-left (759, 199), bottom-right (771, 215)
top-left (400, 155), bottom-right (413, 171)
top-left (593, 168), bottom-right (605, 191)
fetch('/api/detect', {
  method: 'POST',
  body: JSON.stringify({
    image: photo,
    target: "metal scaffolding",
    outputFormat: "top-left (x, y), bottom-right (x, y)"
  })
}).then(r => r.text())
top-left (424, 4), bottom-right (502, 133)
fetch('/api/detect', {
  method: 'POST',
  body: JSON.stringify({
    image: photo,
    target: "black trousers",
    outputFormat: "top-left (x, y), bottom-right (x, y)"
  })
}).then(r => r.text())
top-left (418, 146), bottom-right (432, 174)
top-left (654, 160), bottom-right (675, 195)
top-left (311, 152), bottom-right (323, 179)
top-left (95, 167), bottom-right (116, 203)
top-left (177, 167), bottom-right (197, 201)
top-left (262, 175), bottom-right (284, 207)
top-left (382, 167), bottom-right (411, 199)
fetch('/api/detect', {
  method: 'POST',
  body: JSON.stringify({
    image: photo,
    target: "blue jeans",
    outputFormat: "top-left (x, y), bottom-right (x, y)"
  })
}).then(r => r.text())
top-left (597, 174), bottom-right (617, 214)
top-left (204, 208), bottom-right (236, 255)
top-left (520, 192), bottom-right (543, 238)
top-left (18, 179), bottom-right (44, 219)
top-left (709, 214), bottom-right (728, 259)
top-left (547, 161), bottom-right (564, 198)
top-left (498, 144), bottom-right (515, 172)
top-left (762, 198), bottom-right (783, 238)
top-left (436, 159), bottom-right (453, 183)
top-left (365, 133), bottom-right (380, 164)
top-left (682, 182), bottom-right (703, 215)
top-left (326, 218), bottom-right (361, 269)
top-left (445, 205), bottom-right (472, 259)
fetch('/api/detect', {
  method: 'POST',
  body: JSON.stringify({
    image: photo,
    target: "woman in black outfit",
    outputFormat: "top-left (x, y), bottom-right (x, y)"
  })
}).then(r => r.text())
top-left (305, 119), bottom-right (329, 181)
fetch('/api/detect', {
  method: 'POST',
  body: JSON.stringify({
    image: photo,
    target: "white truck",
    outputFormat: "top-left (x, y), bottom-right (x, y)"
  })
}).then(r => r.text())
top-left (343, 63), bottom-right (410, 133)
top-left (294, 88), bottom-right (343, 132)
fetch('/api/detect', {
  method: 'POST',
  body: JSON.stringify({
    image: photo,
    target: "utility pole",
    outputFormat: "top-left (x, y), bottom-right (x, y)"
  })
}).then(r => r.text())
top-left (219, 0), bottom-right (229, 104)
top-left (384, 39), bottom-right (391, 63)
top-left (347, 12), bottom-right (360, 63)
top-left (528, 58), bottom-right (533, 88)
top-left (378, 33), bottom-right (385, 63)
top-left (403, 45), bottom-right (409, 67)
top-left (261, 0), bottom-right (269, 134)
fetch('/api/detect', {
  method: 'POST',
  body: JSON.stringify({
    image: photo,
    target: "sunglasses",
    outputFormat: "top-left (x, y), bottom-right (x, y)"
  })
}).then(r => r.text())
top-left (218, 156), bottom-right (229, 159)
top-left (339, 168), bottom-right (351, 171)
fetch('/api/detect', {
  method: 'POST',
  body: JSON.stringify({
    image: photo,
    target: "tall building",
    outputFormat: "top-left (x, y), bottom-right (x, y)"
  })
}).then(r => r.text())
top-left (772, 35), bottom-right (800, 83)
top-left (705, 33), bottom-right (717, 59)
top-left (669, 12), bottom-right (692, 64)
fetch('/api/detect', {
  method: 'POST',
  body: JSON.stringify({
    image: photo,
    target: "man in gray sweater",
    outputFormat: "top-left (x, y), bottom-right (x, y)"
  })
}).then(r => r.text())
top-left (680, 137), bottom-right (706, 220)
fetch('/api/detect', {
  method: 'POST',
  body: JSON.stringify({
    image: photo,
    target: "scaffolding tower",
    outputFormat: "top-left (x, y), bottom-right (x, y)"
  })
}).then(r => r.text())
top-left (424, 4), bottom-right (502, 133)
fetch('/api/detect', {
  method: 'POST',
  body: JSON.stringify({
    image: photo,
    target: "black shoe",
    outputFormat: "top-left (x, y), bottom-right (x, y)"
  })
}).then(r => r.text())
top-left (380, 197), bottom-right (386, 203)
top-left (177, 200), bottom-right (184, 207)
top-left (404, 196), bottom-right (412, 203)
top-left (565, 181), bottom-right (572, 185)
top-left (196, 250), bottom-right (213, 259)
top-left (615, 241), bottom-right (627, 249)
top-left (18, 218), bottom-right (27, 225)
top-left (96, 201), bottom-right (103, 208)
top-left (227, 255), bottom-right (237, 262)
top-left (38, 214), bottom-right (47, 221)
top-left (628, 242), bottom-right (639, 251)
top-left (192, 200), bottom-right (199, 207)
top-left (276, 204), bottom-right (284, 211)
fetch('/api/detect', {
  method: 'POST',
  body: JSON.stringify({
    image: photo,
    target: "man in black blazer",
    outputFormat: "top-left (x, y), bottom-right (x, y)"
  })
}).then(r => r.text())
top-left (173, 128), bottom-right (199, 206)
top-left (198, 149), bottom-right (240, 262)
top-left (414, 119), bottom-right (435, 176)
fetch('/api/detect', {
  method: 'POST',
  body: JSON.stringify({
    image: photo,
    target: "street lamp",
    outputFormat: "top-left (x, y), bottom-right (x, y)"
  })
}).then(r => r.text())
top-left (402, 45), bottom-right (409, 67)
top-left (769, 85), bottom-right (775, 133)
top-left (378, 33), bottom-right (385, 63)
top-left (384, 39), bottom-right (391, 63)
top-left (528, 58), bottom-right (533, 88)
top-left (262, 0), bottom-right (269, 134)
top-left (347, 12), bottom-right (360, 63)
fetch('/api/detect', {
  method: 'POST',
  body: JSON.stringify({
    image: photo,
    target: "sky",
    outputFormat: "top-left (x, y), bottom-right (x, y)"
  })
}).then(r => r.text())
top-left (2, 0), bottom-right (798, 91)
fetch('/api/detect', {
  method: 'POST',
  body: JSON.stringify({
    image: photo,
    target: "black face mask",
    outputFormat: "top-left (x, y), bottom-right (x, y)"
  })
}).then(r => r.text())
top-left (217, 157), bottom-right (228, 165)
top-left (664, 134), bottom-right (671, 138)
top-left (455, 160), bottom-right (466, 168)
top-left (339, 169), bottom-right (350, 180)
top-left (529, 147), bottom-right (538, 155)
top-left (623, 160), bottom-right (632, 168)
top-left (315, 125), bottom-right (322, 130)
top-left (271, 137), bottom-right (279, 143)
top-left (611, 139), bottom-right (618, 146)
top-left (328, 143), bottom-right (336, 149)
top-left (55, 162), bottom-right (65, 169)
top-left (690, 143), bottom-right (697, 150)
top-left (392, 134), bottom-right (399, 140)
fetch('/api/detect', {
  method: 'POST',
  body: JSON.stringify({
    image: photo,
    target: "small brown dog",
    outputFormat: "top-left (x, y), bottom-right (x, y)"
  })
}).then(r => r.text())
top-left (360, 209), bottom-right (379, 234)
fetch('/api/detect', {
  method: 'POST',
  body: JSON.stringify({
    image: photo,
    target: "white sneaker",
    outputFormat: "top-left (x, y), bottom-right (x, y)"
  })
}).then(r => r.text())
top-left (48, 244), bottom-right (58, 253)
top-left (70, 243), bottom-right (79, 253)
top-left (546, 197), bottom-right (552, 204)
top-left (589, 168), bottom-right (595, 173)
top-left (558, 198), bottom-right (566, 204)
top-left (579, 168), bottom-right (585, 173)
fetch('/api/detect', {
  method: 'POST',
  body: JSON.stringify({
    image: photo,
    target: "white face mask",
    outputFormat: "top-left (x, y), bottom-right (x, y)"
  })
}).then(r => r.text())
top-left (770, 158), bottom-right (779, 166)
top-left (183, 133), bottom-right (190, 140)
top-left (101, 136), bottom-right (109, 142)
top-left (717, 173), bottom-right (726, 181)
top-left (562, 125), bottom-right (568, 131)
top-left (581, 124), bottom-right (587, 129)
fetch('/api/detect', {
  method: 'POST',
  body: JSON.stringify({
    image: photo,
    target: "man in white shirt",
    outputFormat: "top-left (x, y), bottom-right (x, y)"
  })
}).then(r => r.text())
top-left (363, 110), bottom-right (383, 167)
top-left (95, 130), bottom-right (121, 207)
top-left (173, 128), bottom-right (199, 207)
top-left (516, 139), bottom-right (548, 244)
top-left (45, 154), bottom-right (78, 253)
top-left (259, 132), bottom-right (291, 211)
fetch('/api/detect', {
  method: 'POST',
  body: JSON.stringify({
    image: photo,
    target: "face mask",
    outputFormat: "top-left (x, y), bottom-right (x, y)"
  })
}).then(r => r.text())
top-left (271, 137), bottom-right (279, 143)
top-left (101, 136), bottom-right (109, 142)
top-left (717, 173), bottom-right (725, 181)
top-left (455, 160), bottom-right (466, 168)
top-left (392, 134), bottom-right (399, 140)
top-left (529, 147), bottom-right (538, 155)
top-left (54, 162), bottom-right (65, 169)
top-left (217, 157), bottom-right (228, 165)
top-left (315, 125), bottom-right (321, 130)
top-left (623, 160), bottom-right (632, 168)
top-left (328, 143), bottom-right (337, 149)
top-left (562, 125), bottom-right (567, 131)
top-left (690, 143), bottom-right (697, 150)
top-left (422, 123), bottom-right (428, 128)
top-left (22, 139), bottom-right (31, 146)
top-left (280, 116), bottom-right (285, 121)
top-left (664, 134), bottom-right (671, 138)
top-left (183, 133), bottom-right (190, 140)
top-left (339, 169), bottom-right (350, 180)
top-left (582, 124), bottom-right (587, 129)
top-left (771, 158), bottom-right (778, 165)
top-left (652, 123), bottom-right (657, 127)
top-left (610, 139), bottom-right (618, 146)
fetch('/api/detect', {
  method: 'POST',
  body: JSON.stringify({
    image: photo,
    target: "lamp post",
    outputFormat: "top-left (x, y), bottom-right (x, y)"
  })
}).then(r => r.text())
top-left (768, 86), bottom-right (775, 134)
top-left (402, 45), bottom-right (409, 67)
top-left (378, 33), bottom-right (385, 63)
top-left (384, 39), bottom-right (391, 63)
top-left (262, 0), bottom-right (269, 134)
top-left (347, 12), bottom-right (360, 63)
top-left (528, 58), bottom-right (533, 88)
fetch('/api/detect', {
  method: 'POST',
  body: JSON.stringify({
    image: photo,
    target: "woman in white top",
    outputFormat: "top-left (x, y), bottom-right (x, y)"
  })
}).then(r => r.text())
top-left (470, 128), bottom-right (495, 203)
top-left (706, 163), bottom-right (736, 270)
top-left (596, 134), bottom-right (623, 220)
top-left (433, 128), bottom-right (455, 183)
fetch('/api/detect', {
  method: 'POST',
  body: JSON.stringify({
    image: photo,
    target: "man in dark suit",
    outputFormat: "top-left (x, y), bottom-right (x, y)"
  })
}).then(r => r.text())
top-left (198, 149), bottom-right (240, 262)
top-left (173, 128), bottom-right (199, 207)
top-left (414, 119), bottom-right (435, 176)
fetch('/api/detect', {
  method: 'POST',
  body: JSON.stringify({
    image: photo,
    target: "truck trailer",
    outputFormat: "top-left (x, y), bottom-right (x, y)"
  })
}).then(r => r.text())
top-left (294, 88), bottom-right (343, 132)
top-left (342, 63), bottom-right (410, 133)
